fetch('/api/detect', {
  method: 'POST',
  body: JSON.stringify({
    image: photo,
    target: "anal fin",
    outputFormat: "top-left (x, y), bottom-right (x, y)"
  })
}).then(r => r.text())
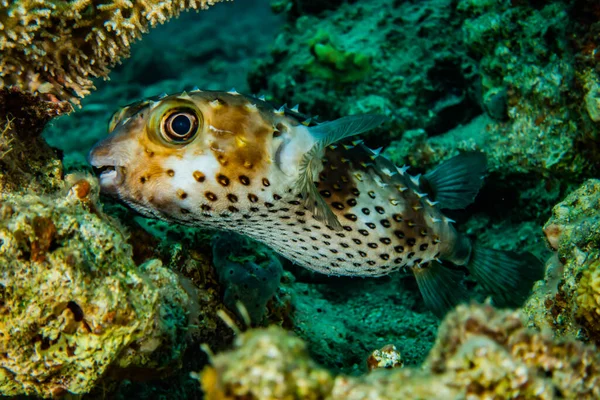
top-left (412, 261), bottom-right (469, 318)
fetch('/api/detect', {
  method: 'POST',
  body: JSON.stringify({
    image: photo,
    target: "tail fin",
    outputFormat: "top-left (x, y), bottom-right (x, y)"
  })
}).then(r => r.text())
top-left (412, 261), bottom-right (470, 318)
top-left (467, 245), bottom-right (545, 307)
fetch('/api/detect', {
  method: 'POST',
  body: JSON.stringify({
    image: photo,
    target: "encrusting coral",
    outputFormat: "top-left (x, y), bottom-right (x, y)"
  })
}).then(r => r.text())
top-left (525, 179), bottom-right (600, 343)
top-left (199, 304), bottom-right (600, 399)
top-left (0, 0), bottom-right (225, 106)
top-left (0, 175), bottom-right (202, 397)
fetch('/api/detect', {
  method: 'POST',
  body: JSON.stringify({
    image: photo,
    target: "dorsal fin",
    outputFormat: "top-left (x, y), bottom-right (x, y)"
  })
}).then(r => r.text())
top-left (422, 152), bottom-right (487, 209)
top-left (296, 115), bottom-right (386, 230)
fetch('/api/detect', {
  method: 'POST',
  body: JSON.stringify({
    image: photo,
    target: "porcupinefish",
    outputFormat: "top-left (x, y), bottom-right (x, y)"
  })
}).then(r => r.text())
top-left (88, 89), bottom-right (544, 316)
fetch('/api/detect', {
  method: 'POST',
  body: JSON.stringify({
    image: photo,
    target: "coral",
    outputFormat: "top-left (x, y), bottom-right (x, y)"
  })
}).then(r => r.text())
top-left (524, 179), bottom-right (600, 343)
top-left (200, 326), bottom-right (334, 400)
top-left (212, 233), bottom-right (284, 325)
top-left (0, 176), bottom-right (198, 397)
top-left (0, 89), bottom-right (64, 195)
top-left (0, 0), bottom-right (225, 105)
top-left (199, 304), bottom-right (600, 399)
top-left (306, 30), bottom-right (371, 83)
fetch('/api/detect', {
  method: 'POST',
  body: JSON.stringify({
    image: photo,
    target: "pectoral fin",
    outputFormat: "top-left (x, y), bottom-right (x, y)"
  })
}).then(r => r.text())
top-left (297, 115), bottom-right (387, 230)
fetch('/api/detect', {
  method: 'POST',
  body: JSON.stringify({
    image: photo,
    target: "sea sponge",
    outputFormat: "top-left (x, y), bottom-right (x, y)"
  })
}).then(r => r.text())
top-left (0, 0), bottom-right (225, 105)
top-left (199, 304), bottom-right (600, 399)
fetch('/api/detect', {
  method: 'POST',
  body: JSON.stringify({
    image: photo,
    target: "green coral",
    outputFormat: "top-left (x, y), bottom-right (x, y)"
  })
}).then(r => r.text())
top-left (306, 31), bottom-right (371, 83)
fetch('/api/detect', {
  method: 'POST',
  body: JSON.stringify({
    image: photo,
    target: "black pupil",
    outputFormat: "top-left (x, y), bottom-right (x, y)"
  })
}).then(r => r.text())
top-left (171, 114), bottom-right (192, 136)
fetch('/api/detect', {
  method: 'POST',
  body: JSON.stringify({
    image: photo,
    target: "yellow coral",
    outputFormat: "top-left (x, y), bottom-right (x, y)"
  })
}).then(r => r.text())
top-left (0, 0), bottom-right (226, 104)
top-left (199, 304), bottom-right (600, 399)
top-left (577, 259), bottom-right (600, 335)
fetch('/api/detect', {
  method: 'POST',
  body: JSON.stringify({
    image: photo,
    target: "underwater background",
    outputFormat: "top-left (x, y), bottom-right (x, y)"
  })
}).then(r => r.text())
top-left (2, 0), bottom-right (600, 398)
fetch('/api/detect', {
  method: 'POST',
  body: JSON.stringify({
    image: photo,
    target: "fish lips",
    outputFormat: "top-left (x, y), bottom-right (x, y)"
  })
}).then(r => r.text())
top-left (87, 140), bottom-right (126, 196)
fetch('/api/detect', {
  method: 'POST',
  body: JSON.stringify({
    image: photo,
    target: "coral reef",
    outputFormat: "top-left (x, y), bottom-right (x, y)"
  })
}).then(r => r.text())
top-left (525, 179), bottom-right (600, 343)
top-left (200, 304), bottom-right (600, 399)
top-left (0, 176), bottom-right (196, 397)
top-left (0, 0), bottom-right (226, 104)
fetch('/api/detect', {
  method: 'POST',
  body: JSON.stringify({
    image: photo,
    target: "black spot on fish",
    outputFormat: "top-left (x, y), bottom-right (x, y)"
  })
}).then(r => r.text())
top-left (205, 192), bottom-right (218, 201)
top-left (320, 190), bottom-right (332, 198)
top-left (178, 191), bottom-right (188, 200)
top-left (167, 169), bottom-right (175, 177)
top-left (140, 177), bottom-right (146, 184)
top-left (361, 208), bottom-right (370, 215)
top-left (289, 200), bottom-right (301, 205)
top-left (394, 230), bottom-right (405, 239)
top-left (394, 245), bottom-right (404, 253)
top-left (273, 194), bottom-right (282, 200)
top-left (344, 213), bottom-right (357, 222)
top-left (336, 233), bottom-right (346, 238)
top-left (392, 214), bottom-right (403, 222)
top-left (394, 258), bottom-right (403, 264)
top-left (295, 211), bottom-right (305, 216)
top-left (407, 238), bottom-right (416, 246)
top-left (380, 238), bottom-right (391, 245)
top-left (359, 251), bottom-right (367, 257)
top-left (367, 261), bottom-right (376, 266)
top-left (341, 243), bottom-right (349, 248)
top-left (343, 226), bottom-right (353, 231)
top-left (420, 243), bottom-right (429, 251)
top-left (332, 202), bottom-right (344, 210)
top-left (380, 219), bottom-right (391, 228)
top-left (262, 178), bottom-right (270, 187)
top-left (239, 175), bottom-right (250, 185)
top-left (217, 174), bottom-right (230, 186)
top-left (358, 229), bottom-right (369, 236)
top-left (366, 222), bottom-right (376, 229)
top-left (351, 188), bottom-right (360, 196)
top-left (227, 194), bottom-right (238, 203)
top-left (353, 238), bottom-right (362, 245)
top-left (201, 204), bottom-right (211, 211)
top-left (380, 254), bottom-right (390, 260)
top-left (375, 206), bottom-right (385, 214)
top-left (368, 243), bottom-right (378, 249)
top-left (194, 171), bottom-right (206, 182)
top-left (248, 194), bottom-right (259, 203)
top-left (323, 234), bottom-right (331, 239)
top-left (347, 198), bottom-right (357, 207)
top-left (368, 191), bottom-right (376, 199)
top-left (407, 252), bottom-right (415, 259)
top-left (265, 202), bottom-right (274, 208)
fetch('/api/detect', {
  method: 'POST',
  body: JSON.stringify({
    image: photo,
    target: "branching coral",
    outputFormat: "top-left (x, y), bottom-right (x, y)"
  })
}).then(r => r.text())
top-left (199, 304), bottom-right (600, 399)
top-left (0, 0), bottom-right (226, 105)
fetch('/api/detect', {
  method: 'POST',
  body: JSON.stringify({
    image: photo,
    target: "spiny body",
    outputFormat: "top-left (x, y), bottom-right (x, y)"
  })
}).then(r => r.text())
top-left (88, 89), bottom-right (544, 316)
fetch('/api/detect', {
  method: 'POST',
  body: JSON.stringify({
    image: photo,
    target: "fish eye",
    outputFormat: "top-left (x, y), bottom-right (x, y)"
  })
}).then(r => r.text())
top-left (161, 108), bottom-right (199, 143)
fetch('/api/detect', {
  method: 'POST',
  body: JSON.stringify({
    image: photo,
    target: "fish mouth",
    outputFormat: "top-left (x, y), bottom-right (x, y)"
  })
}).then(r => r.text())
top-left (88, 157), bottom-right (126, 195)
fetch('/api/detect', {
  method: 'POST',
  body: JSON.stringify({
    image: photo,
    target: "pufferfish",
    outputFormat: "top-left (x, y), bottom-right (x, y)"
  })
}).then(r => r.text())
top-left (88, 89), bottom-right (544, 316)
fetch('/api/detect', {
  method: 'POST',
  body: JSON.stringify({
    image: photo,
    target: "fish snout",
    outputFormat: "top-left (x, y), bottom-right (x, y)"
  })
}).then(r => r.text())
top-left (87, 136), bottom-right (127, 196)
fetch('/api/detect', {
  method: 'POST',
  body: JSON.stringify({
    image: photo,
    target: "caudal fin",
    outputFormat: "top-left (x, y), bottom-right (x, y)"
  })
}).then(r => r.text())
top-left (467, 245), bottom-right (545, 307)
top-left (412, 261), bottom-right (470, 318)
